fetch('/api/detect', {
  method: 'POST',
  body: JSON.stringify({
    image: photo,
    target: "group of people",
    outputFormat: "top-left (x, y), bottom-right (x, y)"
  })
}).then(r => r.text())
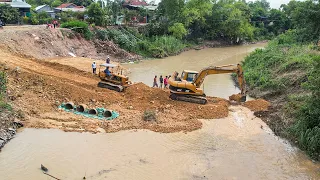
top-left (91, 56), bottom-right (111, 75)
top-left (46, 20), bottom-right (59, 29)
top-left (153, 75), bottom-right (171, 89)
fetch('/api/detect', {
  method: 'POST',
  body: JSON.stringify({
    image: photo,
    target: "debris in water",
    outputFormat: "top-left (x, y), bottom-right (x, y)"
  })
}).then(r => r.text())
top-left (41, 164), bottom-right (48, 172)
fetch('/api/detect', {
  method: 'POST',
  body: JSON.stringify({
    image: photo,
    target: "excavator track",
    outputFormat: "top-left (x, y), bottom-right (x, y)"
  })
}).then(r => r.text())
top-left (98, 81), bottom-right (124, 92)
top-left (169, 93), bottom-right (207, 105)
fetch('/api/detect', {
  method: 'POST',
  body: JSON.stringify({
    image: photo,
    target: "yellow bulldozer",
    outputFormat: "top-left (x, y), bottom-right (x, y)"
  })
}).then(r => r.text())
top-left (98, 63), bottom-right (132, 92)
top-left (168, 64), bottom-right (247, 104)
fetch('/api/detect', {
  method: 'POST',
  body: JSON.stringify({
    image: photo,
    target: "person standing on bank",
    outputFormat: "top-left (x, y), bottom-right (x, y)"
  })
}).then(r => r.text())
top-left (164, 76), bottom-right (168, 89)
top-left (106, 56), bottom-right (110, 64)
top-left (92, 61), bottom-right (96, 74)
top-left (159, 75), bottom-right (164, 89)
top-left (153, 75), bottom-right (158, 88)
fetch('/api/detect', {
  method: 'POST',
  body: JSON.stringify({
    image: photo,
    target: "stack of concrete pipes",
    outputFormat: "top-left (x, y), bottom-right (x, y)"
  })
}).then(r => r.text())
top-left (64, 102), bottom-right (113, 118)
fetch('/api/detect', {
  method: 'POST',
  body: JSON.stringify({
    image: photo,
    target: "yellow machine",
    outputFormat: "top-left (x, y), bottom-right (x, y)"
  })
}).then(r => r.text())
top-left (98, 63), bottom-right (132, 92)
top-left (168, 64), bottom-right (247, 104)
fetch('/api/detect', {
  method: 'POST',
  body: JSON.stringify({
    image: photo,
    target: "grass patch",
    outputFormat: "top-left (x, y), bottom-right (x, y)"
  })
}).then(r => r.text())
top-left (143, 110), bottom-right (157, 121)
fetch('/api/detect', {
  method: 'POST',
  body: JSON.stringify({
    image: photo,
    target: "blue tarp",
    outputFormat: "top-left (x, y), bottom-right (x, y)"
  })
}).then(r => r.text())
top-left (58, 103), bottom-right (119, 120)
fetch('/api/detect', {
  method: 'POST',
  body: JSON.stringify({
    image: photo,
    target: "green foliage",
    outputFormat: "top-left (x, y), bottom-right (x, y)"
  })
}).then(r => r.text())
top-left (158, 0), bottom-right (185, 21)
top-left (94, 28), bottom-right (186, 58)
top-left (86, 2), bottom-right (106, 26)
top-left (0, 71), bottom-right (11, 111)
top-left (139, 22), bottom-right (169, 37)
top-left (0, 4), bottom-right (19, 24)
top-left (28, 11), bottom-right (52, 25)
top-left (290, 57), bottom-right (320, 160)
top-left (52, 0), bottom-right (62, 7)
top-left (168, 23), bottom-right (187, 40)
top-left (61, 20), bottom-right (92, 39)
top-left (206, 1), bottom-right (254, 42)
top-left (243, 30), bottom-right (320, 160)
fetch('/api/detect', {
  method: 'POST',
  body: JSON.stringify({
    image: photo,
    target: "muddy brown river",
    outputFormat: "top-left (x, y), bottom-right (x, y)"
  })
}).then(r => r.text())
top-left (0, 44), bottom-right (319, 179)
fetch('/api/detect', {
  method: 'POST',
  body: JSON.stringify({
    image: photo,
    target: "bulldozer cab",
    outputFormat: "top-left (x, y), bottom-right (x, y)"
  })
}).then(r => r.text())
top-left (181, 70), bottom-right (199, 82)
top-left (98, 63), bottom-right (130, 85)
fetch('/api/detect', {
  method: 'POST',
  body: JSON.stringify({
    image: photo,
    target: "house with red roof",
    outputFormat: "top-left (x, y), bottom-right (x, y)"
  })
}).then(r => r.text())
top-left (123, 0), bottom-right (148, 7)
top-left (54, 3), bottom-right (85, 12)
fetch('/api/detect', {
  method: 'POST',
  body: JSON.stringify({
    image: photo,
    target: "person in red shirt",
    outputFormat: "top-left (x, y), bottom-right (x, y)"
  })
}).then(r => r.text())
top-left (164, 76), bottom-right (168, 89)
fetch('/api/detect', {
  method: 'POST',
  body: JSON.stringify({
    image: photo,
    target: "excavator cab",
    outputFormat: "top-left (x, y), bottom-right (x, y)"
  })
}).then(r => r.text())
top-left (180, 70), bottom-right (199, 82)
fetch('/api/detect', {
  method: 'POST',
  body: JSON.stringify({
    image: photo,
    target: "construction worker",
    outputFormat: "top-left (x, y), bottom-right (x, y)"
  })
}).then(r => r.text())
top-left (153, 75), bottom-right (158, 88)
top-left (159, 75), bottom-right (164, 89)
top-left (104, 67), bottom-right (111, 77)
top-left (92, 61), bottom-right (96, 74)
top-left (106, 56), bottom-right (110, 64)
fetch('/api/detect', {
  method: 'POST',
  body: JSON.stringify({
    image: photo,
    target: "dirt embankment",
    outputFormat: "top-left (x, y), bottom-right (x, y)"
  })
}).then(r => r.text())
top-left (0, 43), bottom-right (232, 133)
top-left (0, 26), bottom-right (269, 134)
top-left (0, 25), bottom-right (140, 62)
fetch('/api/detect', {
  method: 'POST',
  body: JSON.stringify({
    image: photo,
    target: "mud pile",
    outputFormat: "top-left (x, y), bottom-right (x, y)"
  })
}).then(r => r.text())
top-left (244, 99), bottom-right (271, 112)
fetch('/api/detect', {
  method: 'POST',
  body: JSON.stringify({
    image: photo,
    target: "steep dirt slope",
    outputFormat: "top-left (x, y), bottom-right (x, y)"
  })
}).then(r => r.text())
top-left (0, 25), bottom-right (139, 62)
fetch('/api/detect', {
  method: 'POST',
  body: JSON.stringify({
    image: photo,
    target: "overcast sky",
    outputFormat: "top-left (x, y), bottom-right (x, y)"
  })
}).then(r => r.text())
top-left (147, 0), bottom-right (292, 9)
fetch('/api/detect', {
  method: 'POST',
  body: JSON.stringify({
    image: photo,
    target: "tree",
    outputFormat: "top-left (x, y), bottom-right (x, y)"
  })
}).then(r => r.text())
top-left (168, 23), bottom-right (187, 39)
top-left (266, 9), bottom-right (289, 36)
top-left (86, 2), bottom-right (106, 26)
top-left (158, 0), bottom-right (185, 22)
top-left (208, 1), bottom-right (254, 42)
top-left (70, 0), bottom-right (93, 7)
top-left (52, 0), bottom-right (62, 7)
top-left (0, 4), bottom-right (19, 24)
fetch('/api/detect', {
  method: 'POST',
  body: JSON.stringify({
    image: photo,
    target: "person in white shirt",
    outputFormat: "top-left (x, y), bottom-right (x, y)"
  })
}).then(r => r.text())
top-left (92, 61), bottom-right (97, 74)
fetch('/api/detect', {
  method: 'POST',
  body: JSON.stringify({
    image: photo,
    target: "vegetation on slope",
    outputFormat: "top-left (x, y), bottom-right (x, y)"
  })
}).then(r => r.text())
top-left (243, 31), bottom-right (320, 160)
top-left (0, 71), bottom-right (10, 111)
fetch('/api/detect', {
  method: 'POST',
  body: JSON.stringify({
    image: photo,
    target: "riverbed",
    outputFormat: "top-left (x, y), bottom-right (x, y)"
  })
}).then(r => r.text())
top-left (0, 43), bottom-right (319, 179)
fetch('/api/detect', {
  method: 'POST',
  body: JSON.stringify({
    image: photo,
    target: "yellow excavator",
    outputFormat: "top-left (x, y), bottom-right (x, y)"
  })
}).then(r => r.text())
top-left (168, 64), bottom-right (246, 104)
top-left (98, 63), bottom-right (132, 92)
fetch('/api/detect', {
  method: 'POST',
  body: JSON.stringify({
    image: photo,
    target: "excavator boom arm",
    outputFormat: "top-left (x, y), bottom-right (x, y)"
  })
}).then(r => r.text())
top-left (193, 64), bottom-right (246, 95)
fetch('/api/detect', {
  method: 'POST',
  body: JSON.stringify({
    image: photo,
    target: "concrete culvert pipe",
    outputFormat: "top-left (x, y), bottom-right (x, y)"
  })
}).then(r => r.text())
top-left (65, 102), bottom-right (74, 110)
top-left (88, 109), bottom-right (98, 115)
top-left (103, 110), bottom-right (112, 118)
top-left (76, 104), bottom-right (87, 113)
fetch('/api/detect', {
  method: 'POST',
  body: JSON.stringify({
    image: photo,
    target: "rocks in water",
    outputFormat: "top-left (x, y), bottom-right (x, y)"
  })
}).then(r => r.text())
top-left (0, 127), bottom-right (19, 149)
top-left (0, 139), bottom-right (4, 149)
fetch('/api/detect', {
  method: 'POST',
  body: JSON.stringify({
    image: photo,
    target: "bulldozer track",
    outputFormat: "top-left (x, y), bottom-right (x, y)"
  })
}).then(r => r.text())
top-left (98, 81), bottom-right (123, 92)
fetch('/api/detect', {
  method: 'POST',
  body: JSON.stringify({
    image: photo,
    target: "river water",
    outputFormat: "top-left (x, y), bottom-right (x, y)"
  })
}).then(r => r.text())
top-left (0, 44), bottom-right (319, 179)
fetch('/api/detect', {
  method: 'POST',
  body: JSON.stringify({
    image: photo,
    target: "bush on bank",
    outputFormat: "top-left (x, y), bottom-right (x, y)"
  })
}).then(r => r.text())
top-left (243, 30), bottom-right (320, 160)
top-left (0, 72), bottom-right (11, 111)
top-left (60, 20), bottom-right (93, 40)
top-left (94, 28), bottom-right (186, 58)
